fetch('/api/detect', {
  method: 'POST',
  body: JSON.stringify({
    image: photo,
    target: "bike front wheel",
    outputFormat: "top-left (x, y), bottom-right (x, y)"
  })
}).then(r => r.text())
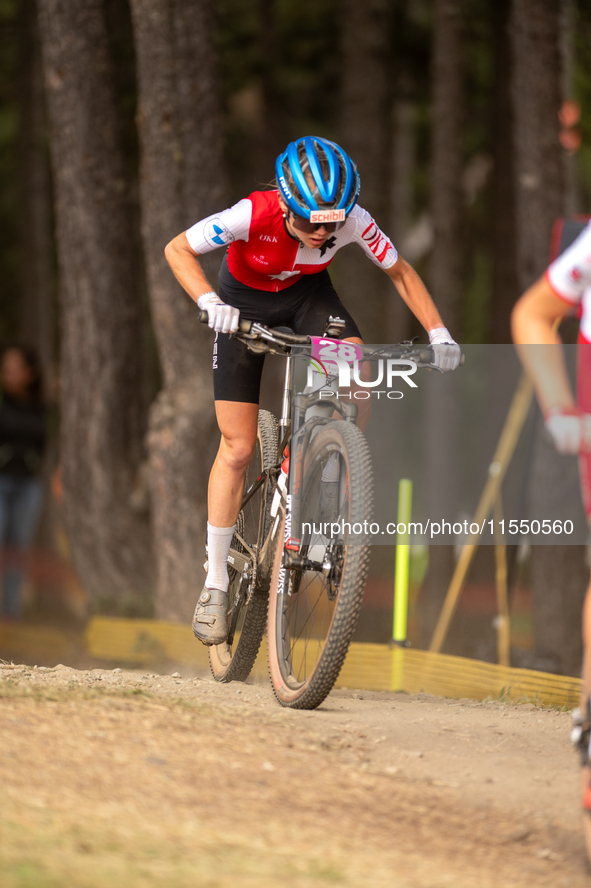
top-left (267, 420), bottom-right (373, 709)
top-left (209, 409), bottom-right (278, 683)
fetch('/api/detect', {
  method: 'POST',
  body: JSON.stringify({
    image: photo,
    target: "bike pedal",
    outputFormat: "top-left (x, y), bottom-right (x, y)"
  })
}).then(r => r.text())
top-left (571, 707), bottom-right (591, 767)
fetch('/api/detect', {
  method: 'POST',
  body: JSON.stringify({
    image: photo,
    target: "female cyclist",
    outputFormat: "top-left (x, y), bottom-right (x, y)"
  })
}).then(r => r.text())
top-left (165, 135), bottom-right (461, 645)
top-left (512, 223), bottom-right (591, 862)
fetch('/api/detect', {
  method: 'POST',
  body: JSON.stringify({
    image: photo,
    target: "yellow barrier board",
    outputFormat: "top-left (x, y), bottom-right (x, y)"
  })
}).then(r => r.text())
top-left (85, 616), bottom-right (582, 708)
top-left (0, 623), bottom-right (78, 664)
top-left (342, 643), bottom-right (581, 707)
top-left (85, 615), bottom-right (270, 677)
top-left (85, 616), bottom-right (211, 669)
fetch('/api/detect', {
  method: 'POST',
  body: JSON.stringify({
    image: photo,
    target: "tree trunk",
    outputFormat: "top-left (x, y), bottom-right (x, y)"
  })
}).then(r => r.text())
top-left (420, 0), bottom-right (464, 650)
top-left (251, 0), bottom-right (281, 187)
top-left (37, 0), bottom-right (152, 607)
top-left (488, 0), bottom-right (519, 344)
top-left (130, 0), bottom-right (226, 621)
top-left (338, 0), bottom-right (391, 343)
top-left (430, 0), bottom-right (463, 333)
top-left (388, 94), bottom-right (417, 342)
top-left (17, 0), bottom-right (54, 389)
top-left (511, 0), bottom-right (564, 292)
top-left (511, 0), bottom-right (587, 675)
top-left (559, 0), bottom-right (579, 215)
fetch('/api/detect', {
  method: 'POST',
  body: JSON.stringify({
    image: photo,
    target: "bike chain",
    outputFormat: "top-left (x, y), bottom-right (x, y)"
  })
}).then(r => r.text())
top-left (232, 528), bottom-right (258, 606)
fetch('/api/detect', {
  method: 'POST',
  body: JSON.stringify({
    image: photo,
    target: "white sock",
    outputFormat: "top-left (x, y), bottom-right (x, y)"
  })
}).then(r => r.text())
top-left (321, 452), bottom-right (340, 483)
top-left (205, 522), bottom-right (235, 592)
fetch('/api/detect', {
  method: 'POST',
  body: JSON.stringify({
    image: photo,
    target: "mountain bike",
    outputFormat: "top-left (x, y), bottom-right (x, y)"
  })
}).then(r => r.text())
top-left (200, 311), bottom-right (439, 709)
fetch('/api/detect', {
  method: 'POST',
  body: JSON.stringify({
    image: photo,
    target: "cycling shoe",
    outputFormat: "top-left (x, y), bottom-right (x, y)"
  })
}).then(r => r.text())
top-left (192, 586), bottom-right (228, 645)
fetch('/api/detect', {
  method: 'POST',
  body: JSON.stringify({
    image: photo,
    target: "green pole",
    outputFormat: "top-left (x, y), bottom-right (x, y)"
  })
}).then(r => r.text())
top-left (393, 479), bottom-right (413, 644)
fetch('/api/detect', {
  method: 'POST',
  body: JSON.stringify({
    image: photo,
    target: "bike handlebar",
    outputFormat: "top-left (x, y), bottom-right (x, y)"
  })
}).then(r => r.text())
top-left (198, 309), bottom-right (464, 367)
top-left (198, 310), bottom-right (311, 345)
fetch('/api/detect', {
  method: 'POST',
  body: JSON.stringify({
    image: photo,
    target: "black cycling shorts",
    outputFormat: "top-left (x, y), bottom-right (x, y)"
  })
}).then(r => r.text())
top-left (213, 255), bottom-right (362, 403)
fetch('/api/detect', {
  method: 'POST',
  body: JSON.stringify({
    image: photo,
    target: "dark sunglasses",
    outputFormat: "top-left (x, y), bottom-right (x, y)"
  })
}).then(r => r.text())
top-left (289, 211), bottom-right (345, 234)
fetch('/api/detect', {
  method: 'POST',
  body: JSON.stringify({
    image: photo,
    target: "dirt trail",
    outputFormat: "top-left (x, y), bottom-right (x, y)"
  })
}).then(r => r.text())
top-left (0, 662), bottom-right (588, 887)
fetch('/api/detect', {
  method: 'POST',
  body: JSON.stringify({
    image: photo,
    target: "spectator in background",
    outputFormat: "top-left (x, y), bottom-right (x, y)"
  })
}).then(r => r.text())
top-left (0, 345), bottom-right (46, 620)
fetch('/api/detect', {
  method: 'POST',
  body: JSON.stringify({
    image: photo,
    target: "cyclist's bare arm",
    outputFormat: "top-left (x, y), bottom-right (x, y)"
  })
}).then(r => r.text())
top-left (384, 255), bottom-right (446, 334)
top-left (511, 274), bottom-right (577, 414)
top-left (164, 232), bottom-right (214, 304)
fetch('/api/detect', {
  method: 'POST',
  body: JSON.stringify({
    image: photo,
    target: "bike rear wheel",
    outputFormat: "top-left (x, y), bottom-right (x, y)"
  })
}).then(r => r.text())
top-left (209, 409), bottom-right (278, 682)
top-left (267, 420), bottom-right (373, 709)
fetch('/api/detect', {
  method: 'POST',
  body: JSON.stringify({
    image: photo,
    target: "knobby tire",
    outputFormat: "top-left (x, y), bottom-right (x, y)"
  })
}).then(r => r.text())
top-left (267, 420), bottom-right (373, 709)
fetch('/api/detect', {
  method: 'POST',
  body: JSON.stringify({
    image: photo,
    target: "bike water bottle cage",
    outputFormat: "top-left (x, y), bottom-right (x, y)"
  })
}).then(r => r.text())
top-left (276, 136), bottom-right (360, 224)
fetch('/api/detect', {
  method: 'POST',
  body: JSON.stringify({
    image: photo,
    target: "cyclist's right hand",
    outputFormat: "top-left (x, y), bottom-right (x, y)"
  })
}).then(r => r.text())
top-left (197, 291), bottom-right (240, 334)
top-left (545, 406), bottom-right (591, 454)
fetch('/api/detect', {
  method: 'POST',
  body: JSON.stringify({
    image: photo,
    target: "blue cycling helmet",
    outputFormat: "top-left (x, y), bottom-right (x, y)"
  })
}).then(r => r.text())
top-left (275, 136), bottom-right (360, 222)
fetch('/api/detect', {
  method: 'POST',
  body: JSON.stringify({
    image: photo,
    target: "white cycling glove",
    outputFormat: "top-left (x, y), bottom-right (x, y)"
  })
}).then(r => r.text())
top-left (545, 406), bottom-right (591, 455)
top-left (197, 290), bottom-right (240, 334)
top-left (428, 327), bottom-right (462, 371)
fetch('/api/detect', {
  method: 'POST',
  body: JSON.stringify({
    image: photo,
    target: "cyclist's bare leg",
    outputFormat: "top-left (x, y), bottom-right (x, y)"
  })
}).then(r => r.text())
top-left (193, 401), bottom-right (259, 644)
top-left (209, 401), bottom-right (259, 527)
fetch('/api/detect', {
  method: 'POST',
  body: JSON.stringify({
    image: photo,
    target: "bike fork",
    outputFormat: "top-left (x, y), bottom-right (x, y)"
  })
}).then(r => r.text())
top-left (278, 354), bottom-right (292, 460)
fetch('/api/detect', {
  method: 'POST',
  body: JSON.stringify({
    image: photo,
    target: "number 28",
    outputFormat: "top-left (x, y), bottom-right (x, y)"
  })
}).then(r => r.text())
top-left (317, 340), bottom-right (359, 362)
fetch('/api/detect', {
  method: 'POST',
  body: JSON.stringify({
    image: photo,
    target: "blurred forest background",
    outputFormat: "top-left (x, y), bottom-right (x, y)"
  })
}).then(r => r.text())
top-left (1, 0), bottom-right (590, 674)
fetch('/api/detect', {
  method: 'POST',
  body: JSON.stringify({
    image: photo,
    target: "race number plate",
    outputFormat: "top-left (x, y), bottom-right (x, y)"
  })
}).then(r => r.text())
top-left (310, 337), bottom-right (363, 368)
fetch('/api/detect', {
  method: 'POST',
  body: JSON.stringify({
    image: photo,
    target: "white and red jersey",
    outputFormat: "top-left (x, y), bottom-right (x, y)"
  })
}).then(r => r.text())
top-left (546, 221), bottom-right (591, 516)
top-left (546, 221), bottom-right (591, 344)
top-left (185, 190), bottom-right (398, 292)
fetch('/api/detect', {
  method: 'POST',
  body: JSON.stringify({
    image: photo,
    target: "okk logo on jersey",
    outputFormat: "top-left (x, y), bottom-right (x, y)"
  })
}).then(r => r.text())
top-left (204, 218), bottom-right (235, 248)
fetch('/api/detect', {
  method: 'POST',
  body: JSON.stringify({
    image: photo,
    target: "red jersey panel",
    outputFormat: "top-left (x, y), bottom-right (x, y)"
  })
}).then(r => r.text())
top-left (185, 190), bottom-right (398, 293)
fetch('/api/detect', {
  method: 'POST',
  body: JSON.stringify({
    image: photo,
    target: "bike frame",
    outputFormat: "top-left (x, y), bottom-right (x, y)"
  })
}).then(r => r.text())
top-left (224, 339), bottom-right (357, 641)
top-left (225, 350), bottom-right (308, 639)
top-left (200, 311), bottom-right (441, 645)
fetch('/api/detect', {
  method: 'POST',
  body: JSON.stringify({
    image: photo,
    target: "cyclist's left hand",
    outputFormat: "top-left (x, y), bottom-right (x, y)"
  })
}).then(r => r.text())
top-left (545, 407), bottom-right (591, 454)
top-left (429, 327), bottom-right (461, 371)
